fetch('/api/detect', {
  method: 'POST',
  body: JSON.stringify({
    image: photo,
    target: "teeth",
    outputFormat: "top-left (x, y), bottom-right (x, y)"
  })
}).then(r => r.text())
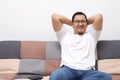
top-left (77, 26), bottom-right (80, 28)
top-left (77, 26), bottom-right (83, 30)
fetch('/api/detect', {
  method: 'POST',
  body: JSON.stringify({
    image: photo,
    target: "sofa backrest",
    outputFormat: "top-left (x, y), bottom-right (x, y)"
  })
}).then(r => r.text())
top-left (0, 40), bottom-right (120, 79)
top-left (0, 41), bottom-right (61, 79)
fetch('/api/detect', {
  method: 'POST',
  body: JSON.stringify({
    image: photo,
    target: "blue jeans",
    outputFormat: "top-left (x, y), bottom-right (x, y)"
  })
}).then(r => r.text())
top-left (49, 65), bottom-right (112, 80)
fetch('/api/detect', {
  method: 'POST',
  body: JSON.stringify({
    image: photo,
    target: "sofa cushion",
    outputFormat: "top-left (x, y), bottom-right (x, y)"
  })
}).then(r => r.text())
top-left (18, 59), bottom-right (44, 75)
top-left (0, 59), bottom-right (20, 73)
top-left (20, 41), bottom-right (46, 59)
top-left (44, 60), bottom-right (60, 75)
top-left (0, 73), bottom-right (16, 80)
top-left (111, 74), bottom-right (120, 80)
top-left (98, 59), bottom-right (120, 74)
top-left (0, 41), bottom-right (21, 59)
top-left (97, 40), bottom-right (120, 60)
top-left (46, 41), bottom-right (61, 60)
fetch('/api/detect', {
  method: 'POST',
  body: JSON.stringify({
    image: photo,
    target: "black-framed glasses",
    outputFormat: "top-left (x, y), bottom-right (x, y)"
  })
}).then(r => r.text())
top-left (73, 20), bottom-right (86, 23)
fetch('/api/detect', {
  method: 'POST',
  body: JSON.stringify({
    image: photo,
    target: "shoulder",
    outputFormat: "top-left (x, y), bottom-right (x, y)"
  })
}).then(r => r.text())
top-left (56, 26), bottom-right (72, 41)
top-left (87, 26), bottom-right (101, 41)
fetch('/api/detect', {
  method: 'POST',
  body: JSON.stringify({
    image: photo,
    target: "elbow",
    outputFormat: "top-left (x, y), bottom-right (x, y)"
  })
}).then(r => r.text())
top-left (97, 13), bottom-right (103, 21)
top-left (51, 13), bottom-right (57, 18)
top-left (51, 13), bottom-right (59, 20)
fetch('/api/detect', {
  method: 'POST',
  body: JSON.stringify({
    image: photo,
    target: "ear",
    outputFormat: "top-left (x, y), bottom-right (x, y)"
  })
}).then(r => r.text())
top-left (71, 22), bottom-right (74, 27)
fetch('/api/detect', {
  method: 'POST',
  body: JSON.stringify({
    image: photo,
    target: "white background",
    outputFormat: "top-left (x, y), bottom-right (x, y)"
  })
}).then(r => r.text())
top-left (0, 0), bottom-right (120, 41)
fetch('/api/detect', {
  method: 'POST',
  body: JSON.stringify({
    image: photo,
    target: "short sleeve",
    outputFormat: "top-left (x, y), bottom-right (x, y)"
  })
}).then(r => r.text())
top-left (56, 26), bottom-right (67, 41)
top-left (88, 26), bottom-right (101, 41)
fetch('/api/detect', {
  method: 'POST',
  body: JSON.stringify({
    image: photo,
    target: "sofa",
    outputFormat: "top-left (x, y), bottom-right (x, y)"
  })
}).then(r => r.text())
top-left (0, 40), bottom-right (120, 80)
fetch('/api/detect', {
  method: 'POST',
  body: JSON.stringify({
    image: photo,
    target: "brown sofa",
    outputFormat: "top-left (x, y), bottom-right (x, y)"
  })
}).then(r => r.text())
top-left (0, 40), bottom-right (120, 80)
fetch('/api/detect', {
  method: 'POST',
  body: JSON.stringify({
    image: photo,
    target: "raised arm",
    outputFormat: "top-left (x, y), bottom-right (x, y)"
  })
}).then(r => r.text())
top-left (51, 13), bottom-right (72, 32)
top-left (87, 14), bottom-right (103, 31)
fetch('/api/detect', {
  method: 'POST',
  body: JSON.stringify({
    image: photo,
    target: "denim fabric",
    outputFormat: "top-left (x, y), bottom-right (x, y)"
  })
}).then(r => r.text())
top-left (49, 65), bottom-right (112, 80)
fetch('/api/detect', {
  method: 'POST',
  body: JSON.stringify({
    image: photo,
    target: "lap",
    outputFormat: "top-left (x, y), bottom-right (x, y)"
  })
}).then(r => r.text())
top-left (49, 65), bottom-right (77, 80)
top-left (50, 66), bottom-right (112, 80)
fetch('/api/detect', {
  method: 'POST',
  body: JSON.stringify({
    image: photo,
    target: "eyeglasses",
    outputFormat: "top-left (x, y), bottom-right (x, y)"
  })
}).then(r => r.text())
top-left (73, 20), bottom-right (86, 23)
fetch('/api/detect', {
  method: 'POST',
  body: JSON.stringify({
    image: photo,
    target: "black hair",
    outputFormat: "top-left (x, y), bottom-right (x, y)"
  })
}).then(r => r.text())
top-left (72, 12), bottom-right (88, 22)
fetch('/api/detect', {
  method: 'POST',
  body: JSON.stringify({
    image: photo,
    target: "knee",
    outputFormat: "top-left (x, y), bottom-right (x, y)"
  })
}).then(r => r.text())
top-left (49, 72), bottom-right (58, 80)
top-left (106, 74), bottom-right (112, 80)
top-left (103, 73), bottom-right (112, 80)
top-left (49, 70), bottom-right (62, 80)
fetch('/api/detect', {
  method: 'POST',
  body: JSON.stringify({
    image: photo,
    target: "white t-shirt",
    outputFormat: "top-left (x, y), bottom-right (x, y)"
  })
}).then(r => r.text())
top-left (56, 25), bottom-right (101, 70)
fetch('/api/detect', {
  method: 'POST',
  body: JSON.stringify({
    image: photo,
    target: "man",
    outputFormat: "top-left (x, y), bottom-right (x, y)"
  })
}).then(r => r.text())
top-left (50, 12), bottom-right (112, 80)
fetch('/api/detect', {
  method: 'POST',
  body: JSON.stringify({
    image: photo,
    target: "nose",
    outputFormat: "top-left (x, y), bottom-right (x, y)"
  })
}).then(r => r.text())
top-left (78, 22), bottom-right (83, 25)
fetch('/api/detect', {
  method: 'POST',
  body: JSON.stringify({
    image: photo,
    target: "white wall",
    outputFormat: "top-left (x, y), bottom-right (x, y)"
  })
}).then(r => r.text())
top-left (0, 0), bottom-right (120, 41)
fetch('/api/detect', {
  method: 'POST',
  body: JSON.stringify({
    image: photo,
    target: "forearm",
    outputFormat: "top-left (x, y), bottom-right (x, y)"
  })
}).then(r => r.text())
top-left (52, 13), bottom-right (72, 31)
top-left (52, 13), bottom-right (72, 26)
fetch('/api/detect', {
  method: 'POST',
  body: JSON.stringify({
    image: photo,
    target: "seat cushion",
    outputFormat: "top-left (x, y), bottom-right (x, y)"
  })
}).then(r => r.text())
top-left (0, 59), bottom-right (20, 73)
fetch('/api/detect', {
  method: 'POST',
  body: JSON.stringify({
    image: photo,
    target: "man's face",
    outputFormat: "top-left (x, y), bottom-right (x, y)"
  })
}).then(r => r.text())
top-left (72, 15), bottom-right (88, 35)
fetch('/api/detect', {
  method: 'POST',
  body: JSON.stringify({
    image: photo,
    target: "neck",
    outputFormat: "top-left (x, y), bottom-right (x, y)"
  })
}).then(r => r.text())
top-left (74, 32), bottom-right (84, 35)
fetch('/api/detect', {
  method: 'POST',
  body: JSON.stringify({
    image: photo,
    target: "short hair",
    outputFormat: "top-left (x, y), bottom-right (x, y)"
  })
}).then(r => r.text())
top-left (72, 12), bottom-right (88, 22)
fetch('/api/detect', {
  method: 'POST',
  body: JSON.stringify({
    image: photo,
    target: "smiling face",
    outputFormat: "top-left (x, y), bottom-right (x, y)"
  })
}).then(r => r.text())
top-left (72, 15), bottom-right (88, 35)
